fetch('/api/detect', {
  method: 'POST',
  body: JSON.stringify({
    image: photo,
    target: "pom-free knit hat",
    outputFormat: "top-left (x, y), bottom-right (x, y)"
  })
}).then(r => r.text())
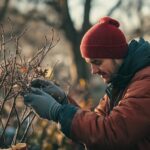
top-left (80, 17), bottom-right (128, 59)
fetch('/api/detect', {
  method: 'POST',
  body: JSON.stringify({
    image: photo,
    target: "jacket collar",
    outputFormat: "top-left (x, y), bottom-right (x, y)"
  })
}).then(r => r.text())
top-left (111, 38), bottom-right (150, 90)
top-left (106, 38), bottom-right (150, 104)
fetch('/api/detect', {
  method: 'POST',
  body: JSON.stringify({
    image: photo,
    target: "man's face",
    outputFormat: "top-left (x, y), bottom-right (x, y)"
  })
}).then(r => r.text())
top-left (85, 58), bottom-right (123, 84)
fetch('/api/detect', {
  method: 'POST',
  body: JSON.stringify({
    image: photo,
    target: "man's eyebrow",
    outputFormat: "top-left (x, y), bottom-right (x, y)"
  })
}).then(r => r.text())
top-left (90, 59), bottom-right (102, 64)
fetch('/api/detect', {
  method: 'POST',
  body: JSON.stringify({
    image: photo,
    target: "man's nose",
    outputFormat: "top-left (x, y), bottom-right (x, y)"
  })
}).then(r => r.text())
top-left (91, 64), bottom-right (99, 74)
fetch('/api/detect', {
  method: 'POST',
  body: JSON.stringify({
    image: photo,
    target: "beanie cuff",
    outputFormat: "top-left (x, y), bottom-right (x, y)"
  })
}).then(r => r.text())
top-left (80, 44), bottom-right (128, 59)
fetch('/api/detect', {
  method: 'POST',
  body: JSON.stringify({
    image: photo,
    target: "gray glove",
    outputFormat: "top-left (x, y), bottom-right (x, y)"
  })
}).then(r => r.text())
top-left (23, 87), bottom-right (61, 121)
top-left (31, 79), bottom-right (68, 104)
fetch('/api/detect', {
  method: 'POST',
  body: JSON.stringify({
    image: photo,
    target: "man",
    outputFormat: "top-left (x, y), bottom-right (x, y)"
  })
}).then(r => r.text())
top-left (23, 17), bottom-right (150, 150)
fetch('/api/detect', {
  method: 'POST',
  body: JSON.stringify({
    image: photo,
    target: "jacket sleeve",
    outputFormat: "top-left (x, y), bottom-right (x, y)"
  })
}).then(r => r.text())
top-left (94, 94), bottom-right (110, 116)
top-left (58, 75), bottom-right (150, 149)
top-left (67, 95), bottom-right (80, 107)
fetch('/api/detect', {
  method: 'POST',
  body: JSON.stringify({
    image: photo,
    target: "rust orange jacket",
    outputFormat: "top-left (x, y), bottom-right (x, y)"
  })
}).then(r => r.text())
top-left (69, 66), bottom-right (150, 150)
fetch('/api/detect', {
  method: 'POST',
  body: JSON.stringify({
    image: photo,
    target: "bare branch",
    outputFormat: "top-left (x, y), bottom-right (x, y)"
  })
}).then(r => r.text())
top-left (0, 19), bottom-right (58, 148)
top-left (107, 0), bottom-right (122, 16)
top-left (82, 0), bottom-right (92, 32)
top-left (20, 114), bottom-right (36, 143)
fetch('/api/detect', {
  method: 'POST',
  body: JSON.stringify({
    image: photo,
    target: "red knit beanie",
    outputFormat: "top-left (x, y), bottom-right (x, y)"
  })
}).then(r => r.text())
top-left (80, 17), bottom-right (128, 59)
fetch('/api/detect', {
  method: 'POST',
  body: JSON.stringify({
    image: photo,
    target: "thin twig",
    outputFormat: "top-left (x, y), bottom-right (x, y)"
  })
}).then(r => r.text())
top-left (0, 95), bottom-right (17, 139)
top-left (20, 114), bottom-right (36, 143)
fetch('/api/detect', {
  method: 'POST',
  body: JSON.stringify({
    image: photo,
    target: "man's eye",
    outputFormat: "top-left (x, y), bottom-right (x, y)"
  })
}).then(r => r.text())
top-left (93, 61), bottom-right (102, 65)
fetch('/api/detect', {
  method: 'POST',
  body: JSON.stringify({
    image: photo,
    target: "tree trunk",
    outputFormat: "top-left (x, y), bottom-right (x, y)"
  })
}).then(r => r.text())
top-left (72, 37), bottom-right (90, 81)
top-left (0, 0), bottom-right (10, 22)
top-left (60, 0), bottom-right (90, 81)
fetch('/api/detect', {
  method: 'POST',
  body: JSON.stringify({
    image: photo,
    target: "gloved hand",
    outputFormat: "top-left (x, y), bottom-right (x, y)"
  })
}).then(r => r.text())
top-left (31, 79), bottom-right (68, 104)
top-left (23, 88), bottom-right (61, 121)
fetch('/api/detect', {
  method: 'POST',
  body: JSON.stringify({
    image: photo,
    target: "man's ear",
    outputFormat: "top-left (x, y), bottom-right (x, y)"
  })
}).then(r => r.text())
top-left (114, 59), bottom-right (124, 66)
